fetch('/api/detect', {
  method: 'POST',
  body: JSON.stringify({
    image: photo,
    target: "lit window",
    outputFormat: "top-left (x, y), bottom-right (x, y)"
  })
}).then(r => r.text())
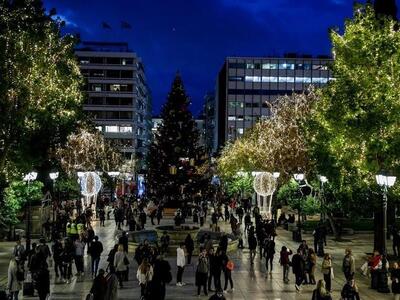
top-left (80, 58), bottom-right (90, 64)
top-left (95, 126), bottom-right (102, 132)
top-left (93, 84), bottom-right (102, 92)
top-left (279, 63), bottom-right (295, 70)
top-left (105, 126), bottom-right (118, 133)
top-left (228, 116), bottom-right (236, 121)
top-left (261, 76), bottom-right (278, 82)
top-left (312, 64), bottom-right (328, 70)
top-left (237, 128), bottom-right (244, 134)
top-left (245, 76), bottom-right (261, 82)
top-left (111, 84), bottom-right (121, 91)
top-left (246, 63), bottom-right (255, 69)
top-left (262, 63), bottom-right (277, 69)
top-left (120, 126), bottom-right (132, 133)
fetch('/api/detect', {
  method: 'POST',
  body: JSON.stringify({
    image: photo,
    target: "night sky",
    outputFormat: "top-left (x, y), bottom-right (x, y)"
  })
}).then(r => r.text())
top-left (43, 0), bottom-right (363, 116)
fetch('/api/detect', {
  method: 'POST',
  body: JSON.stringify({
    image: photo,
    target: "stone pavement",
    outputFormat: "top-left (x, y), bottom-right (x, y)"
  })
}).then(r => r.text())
top-left (0, 215), bottom-right (396, 299)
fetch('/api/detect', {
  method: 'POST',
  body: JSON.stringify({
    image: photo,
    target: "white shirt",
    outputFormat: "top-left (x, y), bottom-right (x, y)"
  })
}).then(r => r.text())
top-left (177, 247), bottom-right (185, 267)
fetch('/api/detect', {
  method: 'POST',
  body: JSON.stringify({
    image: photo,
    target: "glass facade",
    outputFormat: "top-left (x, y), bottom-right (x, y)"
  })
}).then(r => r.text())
top-left (221, 56), bottom-right (332, 144)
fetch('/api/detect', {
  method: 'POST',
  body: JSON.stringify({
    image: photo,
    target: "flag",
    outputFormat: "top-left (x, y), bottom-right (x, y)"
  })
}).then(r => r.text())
top-left (121, 21), bottom-right (132, 29)
top-left (101, 22), bottom-right (111, 29)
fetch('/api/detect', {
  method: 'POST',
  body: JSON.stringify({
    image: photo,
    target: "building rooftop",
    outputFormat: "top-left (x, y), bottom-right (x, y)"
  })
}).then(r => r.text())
top-left (76, 41), bottom-right (131, 52)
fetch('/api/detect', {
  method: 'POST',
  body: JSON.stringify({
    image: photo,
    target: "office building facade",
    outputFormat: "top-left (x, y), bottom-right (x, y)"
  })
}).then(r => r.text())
top-left (215, 55), bottom-right (333, 151)
top-left (75, 42), bottom-right (152, 159)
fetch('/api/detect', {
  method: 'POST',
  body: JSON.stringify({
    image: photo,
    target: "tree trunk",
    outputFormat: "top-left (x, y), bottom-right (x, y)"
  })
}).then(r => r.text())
top-left (327, 213), bottom-right (339, 240)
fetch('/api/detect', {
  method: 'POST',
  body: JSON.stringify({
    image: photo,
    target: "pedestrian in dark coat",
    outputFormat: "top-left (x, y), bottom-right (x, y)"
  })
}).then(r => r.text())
top-left (35, 266), bottom-right (50, 300)
top-left (90, 269), bottom-right (107, 300)
top-left (184, 234), bottom-right (195, 265)
top-left (196, 248), bottom-right (209, 296)
top-left (291, 249), bottom-right (305, 292)
top-left (151, 255), bottom-right (172, 300)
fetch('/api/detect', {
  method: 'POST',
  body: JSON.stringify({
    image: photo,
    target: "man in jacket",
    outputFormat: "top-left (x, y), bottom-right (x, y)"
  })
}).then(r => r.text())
top-left (89, 236), bottom-right (103, 277)
top-left (292, 249), bottom-right (305, 292)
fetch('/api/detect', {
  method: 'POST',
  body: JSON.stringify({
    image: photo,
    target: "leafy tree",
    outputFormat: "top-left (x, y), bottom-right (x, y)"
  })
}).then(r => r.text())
top-left (0, 0), bottom-right (84, 184)
top-left (55, 126), bottom-right (122, 175)
top-left (225, 173), bottom-right (254, 198)
top-left (218, 90), bottom-right (318, 181)
top-left (1, 180), bottom-right (43, 230)
top-left (146, 74), bottom-right (203, 206)
top-left (306, 4), bottom-right (400, 251)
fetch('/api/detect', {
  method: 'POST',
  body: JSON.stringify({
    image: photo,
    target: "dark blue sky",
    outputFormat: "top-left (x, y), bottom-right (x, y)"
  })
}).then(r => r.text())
top-left (44, 0), bottom-right (360, 116)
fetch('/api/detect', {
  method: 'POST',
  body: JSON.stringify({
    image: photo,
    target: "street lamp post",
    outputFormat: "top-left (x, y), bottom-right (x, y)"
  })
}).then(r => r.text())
top-left (23, 171), bottom-right (38, 252)
top-left (376, 173), bottom-right (396, 293)
top-left (293, 173), bottom-right (305, 242)
top-left (49, 172), bottom-right (59, 221)
top-left (318, 175), bottom-right (328, 221)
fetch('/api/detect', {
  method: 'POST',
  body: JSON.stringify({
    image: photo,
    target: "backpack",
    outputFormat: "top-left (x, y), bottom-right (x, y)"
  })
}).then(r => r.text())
top-left (343, 256), bottom-right (351, 271)
top-left (226, 260), bottom-right (234, 271)
top-left (197, 257), bottom-right (208, 274)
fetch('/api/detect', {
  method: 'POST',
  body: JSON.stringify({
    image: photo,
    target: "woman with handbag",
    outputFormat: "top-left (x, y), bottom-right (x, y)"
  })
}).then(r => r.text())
top-left (113, 244), bottom-right (129, 288)
top-left (321, 253), bottom-right (333, 292)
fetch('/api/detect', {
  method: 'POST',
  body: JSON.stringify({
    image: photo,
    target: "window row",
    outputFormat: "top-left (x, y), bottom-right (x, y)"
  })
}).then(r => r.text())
top-left (87, 111), bottom-right (133, 120)
top-left (228, 101), bottom-right (269, 109)
top-left (228, 126), bottom-right (244, 135)
top-left (229, 75), bottom-right (329, 84)
top-left (85, 97), bottom-right (133, 106)
top-left (86, 83), bottom-right (134, 92)
top-left (228, 89), bottom-right (294, 96)
top-left (229, 62), bottom-right (329, 71)
top-left (81, 69), bottom-right (134, 79)
top-left (79, 57), bottom-right (134, 65)
top-left (96, 125), bottom-right (133, 133)
top-left (109, 138), bottom-right (134, 147)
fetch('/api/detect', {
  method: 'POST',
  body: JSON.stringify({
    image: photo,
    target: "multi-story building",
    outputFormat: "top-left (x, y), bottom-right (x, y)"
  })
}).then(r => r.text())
top-left (75, 41), bottom-right (152, 160)
top-left (215, 54), bottom-right (333, 151)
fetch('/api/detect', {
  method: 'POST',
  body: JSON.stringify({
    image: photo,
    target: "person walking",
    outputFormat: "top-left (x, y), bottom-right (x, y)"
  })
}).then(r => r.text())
top-left (7, 258), bottom-right (22, 300)
top-left (60, 239), bottom-right (73, 283)
top-left (292, 249), bottom-right (305, 292)
top-left (308, 248), bottom-right (317, 285)
top-left (196, 248), bottom-right (209, 297)
top-left (35, 265), bottom-right (50, 300)
top-left (248, 229), bottom-right (257, 265)
top-left (90, 268), bottom-right (107, 300)
top-left (184, 234), bottom-right (194, 265)
top-left (392, 262), bottom-right (400, 300)
top-left (264, 238), bottom-right (275, 275)
top-left (341, 278), bottom-right (360, 300)
top-left (312, 279), bottom-right (332, 300)
top-left (160, 231), bottom-right (170, 255)
top-left (105, 271), bottom-right (119, 300)
top-left (321, 253), bottom-right (333, 293)
top-left (279, 246), bottom-right (292, 283)
top-left (113, 244), bottom-right (129, 288)
top-left (151, 255), bottom-right (172, 300)
top-left (74, 238), bottom-right (85, 276)
top-left (52, 237), bottom-right (63, 279)
top-left (136, 258), bottom-right (153, 299)
top-left (221, 250), bottom-right (234, 292)
top-left (209, 248), bottom-right (222, 292)
top-left (107, 244), bottom-right (119, 274)
top-left (176, 243), bottom-right (186, 286)
top-left (89, 236), bottom-right (103, 277)
top-left (342, 248), bottom-right (355, 281)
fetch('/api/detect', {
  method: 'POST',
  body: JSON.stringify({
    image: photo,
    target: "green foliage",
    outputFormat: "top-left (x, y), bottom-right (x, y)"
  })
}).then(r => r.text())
top-left (304, 4), bottom-right (400, 217)
top-left (277, 179), bottom-right (321, 216)
top-left (0, 0), bottom-right (84, 183)
top-left (1, 180), bottom-right (44, 228)
top-left (54, 175), bottom-right (80, 200)
top-left (225, 173), bottom-right (254, 198)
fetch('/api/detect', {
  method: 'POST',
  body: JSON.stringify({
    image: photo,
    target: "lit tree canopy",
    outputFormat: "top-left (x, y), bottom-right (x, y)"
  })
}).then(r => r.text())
top-left (218, 90), bottom-right (318, 181)
top-left (0, 0), bottom-right (84, 182)
top-left (306, 4), bottom-right (400, 189)
top-left (55, 127), bottom-right (122, 175)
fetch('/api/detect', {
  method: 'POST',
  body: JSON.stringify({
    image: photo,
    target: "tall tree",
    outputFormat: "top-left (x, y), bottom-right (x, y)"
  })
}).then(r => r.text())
top-left (0, 0), bottom-right (84, 184)
top-left (147, 74), bottom-right (202, 206)
top-left (307, 4), bottom-right (400, 252)
top-left (374, 0), bottom-right (398, 20)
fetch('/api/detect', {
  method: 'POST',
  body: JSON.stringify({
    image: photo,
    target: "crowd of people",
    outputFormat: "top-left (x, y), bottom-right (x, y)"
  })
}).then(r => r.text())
top-left (5, 193), bottom-right (400, 300)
